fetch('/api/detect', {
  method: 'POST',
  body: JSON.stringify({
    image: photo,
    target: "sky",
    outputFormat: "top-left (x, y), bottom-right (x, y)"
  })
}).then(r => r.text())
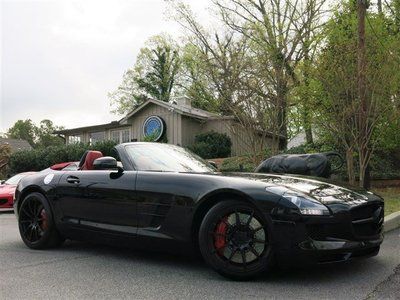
top-left (0, 0), bottom-right (212, 133)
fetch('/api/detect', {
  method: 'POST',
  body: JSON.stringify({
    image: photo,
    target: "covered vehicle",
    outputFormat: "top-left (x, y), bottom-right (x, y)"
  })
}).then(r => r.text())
top-left (0, 172), bottom-right (36, 208)
top-left (14, 143), bottom-right (384, 280)
top-left (255, 152), bottom-right (343, 178)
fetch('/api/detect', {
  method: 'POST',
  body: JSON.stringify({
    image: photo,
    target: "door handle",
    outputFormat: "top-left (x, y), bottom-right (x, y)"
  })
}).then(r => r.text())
top-left (66, 176), bottom-right (80, 184)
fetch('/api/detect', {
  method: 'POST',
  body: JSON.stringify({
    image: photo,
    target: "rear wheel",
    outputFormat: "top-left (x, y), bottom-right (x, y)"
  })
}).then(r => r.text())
top-left (18, 192), bottom-right (64, 249)
top-left (198, 200), bottom-right (273, 280)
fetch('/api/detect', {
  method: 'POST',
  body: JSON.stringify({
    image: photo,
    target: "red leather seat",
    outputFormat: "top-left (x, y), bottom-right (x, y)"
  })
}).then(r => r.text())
top-left (80, 151), bottom-right (103, 170)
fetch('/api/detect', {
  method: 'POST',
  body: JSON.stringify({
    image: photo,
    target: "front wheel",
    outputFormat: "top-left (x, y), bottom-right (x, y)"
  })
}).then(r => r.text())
top-left (18, 192), bottom-right (64, 249)
top-left (198, 200), bottom-right (273, 280)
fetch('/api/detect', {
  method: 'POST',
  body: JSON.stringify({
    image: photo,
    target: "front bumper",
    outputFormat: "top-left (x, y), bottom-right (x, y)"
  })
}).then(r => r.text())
top-left (0, 195), bottom-right (13, 209)
top-left (271, 201), bottom-right (384, 266)
top-left (296, 235), bottom-right (383, 264)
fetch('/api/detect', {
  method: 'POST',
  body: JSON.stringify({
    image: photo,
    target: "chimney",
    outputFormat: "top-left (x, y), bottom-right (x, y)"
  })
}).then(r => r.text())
top-left (175, 96), bottom-right (192, 107)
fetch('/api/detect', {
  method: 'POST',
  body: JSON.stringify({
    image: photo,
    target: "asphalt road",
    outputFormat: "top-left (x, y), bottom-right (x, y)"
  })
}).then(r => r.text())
top-left (1, 210), bottom-right (399, 300)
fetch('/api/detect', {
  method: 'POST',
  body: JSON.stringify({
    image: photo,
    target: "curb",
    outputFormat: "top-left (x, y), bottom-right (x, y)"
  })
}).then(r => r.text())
top-left (384, 211), bottom-right (400, 233)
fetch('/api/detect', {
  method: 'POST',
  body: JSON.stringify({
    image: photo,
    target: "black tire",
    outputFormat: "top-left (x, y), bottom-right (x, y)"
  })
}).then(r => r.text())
top-left (18, 192), bottom-right (64, 249)
top-left (199, 200), bottom-right (274, 280)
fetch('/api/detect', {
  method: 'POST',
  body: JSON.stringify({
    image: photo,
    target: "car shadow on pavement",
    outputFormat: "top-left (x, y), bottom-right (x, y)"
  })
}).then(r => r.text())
top-left (56, 239), bottom-right (384, 283)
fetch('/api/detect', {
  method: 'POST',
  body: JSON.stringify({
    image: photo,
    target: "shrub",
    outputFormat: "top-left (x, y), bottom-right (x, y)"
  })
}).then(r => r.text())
top-left (8, 140), bottom-right (118, 174)
top-left (220, 155), bottom-right (256, 172)
top-left (189, 131), bottom-right (232, 159)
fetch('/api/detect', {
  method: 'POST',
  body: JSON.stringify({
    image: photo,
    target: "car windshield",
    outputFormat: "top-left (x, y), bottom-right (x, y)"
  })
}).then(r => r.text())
top-left (4, 173), bottom-right (27, 185)
top-left (125, 143), bottom-right (216, 173)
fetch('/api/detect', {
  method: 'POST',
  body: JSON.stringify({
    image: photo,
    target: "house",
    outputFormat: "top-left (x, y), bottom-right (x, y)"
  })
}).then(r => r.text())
top-left (54, 97), bottom-right (284, 156)
top-left (0, 138), bottom-right (32, 153)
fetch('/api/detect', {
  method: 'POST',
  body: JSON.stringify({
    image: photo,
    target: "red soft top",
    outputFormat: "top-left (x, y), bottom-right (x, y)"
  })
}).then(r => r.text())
top-left (50, 162), bottom-right (73, 170)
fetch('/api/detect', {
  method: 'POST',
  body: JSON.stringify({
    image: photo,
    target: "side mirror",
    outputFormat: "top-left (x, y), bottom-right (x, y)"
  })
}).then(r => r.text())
top-left (93, 157), bottom-right (118, 170)
top-left (208, 161), bottom-right (218, 169)
top-left (0, 180), bottom-right (5, 185)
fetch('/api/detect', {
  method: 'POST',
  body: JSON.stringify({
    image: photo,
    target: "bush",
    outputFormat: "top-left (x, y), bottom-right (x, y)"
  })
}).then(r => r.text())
top-left (189, 131), bottom-right (232, 159)
top-left (8, 140), bottom-right (118, 174)
top-left (220, 155), bottom-right (256, 172)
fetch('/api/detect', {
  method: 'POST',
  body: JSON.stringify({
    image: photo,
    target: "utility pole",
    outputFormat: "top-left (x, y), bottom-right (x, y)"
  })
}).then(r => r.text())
top-left (357, 0), bottom-right (369, 188)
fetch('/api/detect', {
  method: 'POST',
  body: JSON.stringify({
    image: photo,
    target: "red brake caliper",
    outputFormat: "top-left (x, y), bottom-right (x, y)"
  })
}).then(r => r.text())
top-left (39, 209), bottom-right (49, 231)
top-left (214, 217), bottom-right (228, 254)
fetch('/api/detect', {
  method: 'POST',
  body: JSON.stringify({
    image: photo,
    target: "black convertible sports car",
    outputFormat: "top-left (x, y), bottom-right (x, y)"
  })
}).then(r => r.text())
top-left (14, 143), bottom-right (384, 280)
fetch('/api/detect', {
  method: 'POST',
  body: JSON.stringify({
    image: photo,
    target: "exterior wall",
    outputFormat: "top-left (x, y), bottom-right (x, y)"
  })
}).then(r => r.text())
top-left (127, 103), bottom-right (182, 145)
top-left (200, 119), bottom-right (275, 157)
top-left (181, 116), bottom-right (203, 147)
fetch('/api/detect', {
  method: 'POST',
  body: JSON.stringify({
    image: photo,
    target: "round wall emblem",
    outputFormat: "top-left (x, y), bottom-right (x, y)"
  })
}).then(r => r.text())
top-left (142, 116), bottom-right (165, 141)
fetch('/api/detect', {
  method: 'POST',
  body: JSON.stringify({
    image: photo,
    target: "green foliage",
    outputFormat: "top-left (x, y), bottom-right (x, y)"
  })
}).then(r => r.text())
top-left (35, 119), bottom-right (64, 148)
top-left (220, 155), bottom-right (257, 172)
top-left (8, 140), bottom-right (118, 174)
top-left (283, 142), bottom-right (337, 155)
top-left (7, 119), bottom-right (64, 148)
top-left (189, 131), bottom-right (232, 159)
top-left (180, 44), bottom-right (221, 112)
top-left (7, 119), bottom-right (37, 147)
top-left (142, 129), bottom-right (168, 143)
top-left (109, 34), bottom-right (181, 115)
top-left (219, 148), bottom-right (271, 172)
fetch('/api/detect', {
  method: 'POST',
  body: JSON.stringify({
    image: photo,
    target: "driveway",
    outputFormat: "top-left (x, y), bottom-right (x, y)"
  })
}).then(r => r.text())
top-left (0, 211), bottom-right (399, 300)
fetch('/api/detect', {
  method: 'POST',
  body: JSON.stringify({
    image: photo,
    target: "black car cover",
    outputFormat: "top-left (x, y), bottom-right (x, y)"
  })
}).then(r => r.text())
top-left (255, 152), bottom-right (343, 178)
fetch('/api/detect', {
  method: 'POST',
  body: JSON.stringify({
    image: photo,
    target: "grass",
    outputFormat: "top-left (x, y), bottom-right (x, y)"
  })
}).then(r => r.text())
top-left (372, 187), bottom-right (400, 216)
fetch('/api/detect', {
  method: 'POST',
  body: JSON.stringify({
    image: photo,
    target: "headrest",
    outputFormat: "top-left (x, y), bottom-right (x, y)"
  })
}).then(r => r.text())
top-left (80, 151), bottom-right (103, 170)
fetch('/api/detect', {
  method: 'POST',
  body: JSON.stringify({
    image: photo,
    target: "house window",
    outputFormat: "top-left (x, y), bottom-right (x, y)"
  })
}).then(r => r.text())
top-left (121, 129), bottom-right (130, 143)
top-left (90, 131), bottom-right (106, 144)
top-left (111, 131), bottom-right (120, 142)
top-left (68, 135), bottom-right (82, 144)
top-left (110, 128), bottom-right (131, 143)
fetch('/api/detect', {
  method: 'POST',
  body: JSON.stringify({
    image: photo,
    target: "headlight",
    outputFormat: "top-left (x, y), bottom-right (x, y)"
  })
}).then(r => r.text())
top-left (282, 193), bottom-right (330, 216)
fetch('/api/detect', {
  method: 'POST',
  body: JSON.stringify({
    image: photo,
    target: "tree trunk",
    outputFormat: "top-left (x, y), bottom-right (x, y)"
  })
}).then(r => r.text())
top-left (377, 0), bottom-right (383, 14)
top-left (346, 148), bottom-right (356, 186)
top-left (357, 0), bottom-right (368, 188)
top-left (302, 108), bottom-right (314, 145)
top-left (302, 45), bottom-right (313, 145)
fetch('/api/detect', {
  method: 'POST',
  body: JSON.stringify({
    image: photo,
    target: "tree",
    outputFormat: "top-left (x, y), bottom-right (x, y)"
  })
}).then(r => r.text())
top-left (173, 2), bottom-right (283, 157)
top-left (109, 34), bottom-right (181, 115)
top-left (35, 119), bottom-right (64, 148)
top-left (212, 0), bottom-right (328, 148)
top-left (0, 144), bottom-right (12, 172)
top-left (7, 119), bottom-right (65, 148)
top-left (315, 3), bottom-right (400, 186)
top-left (7, 119), bottom-right (36, 147)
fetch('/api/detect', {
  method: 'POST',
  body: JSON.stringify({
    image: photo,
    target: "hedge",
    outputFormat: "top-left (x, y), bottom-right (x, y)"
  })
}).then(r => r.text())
top-left (8, 140), bottom-right (117, 174)
top-left (189, 131), bottom-right (232, 159)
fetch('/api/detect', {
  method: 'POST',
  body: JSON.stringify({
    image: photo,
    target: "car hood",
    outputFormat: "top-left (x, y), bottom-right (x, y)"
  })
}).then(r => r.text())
top-left (217, 172), bottom-right (381, 206)
top-left (0, 184), bottom-right (16, 196)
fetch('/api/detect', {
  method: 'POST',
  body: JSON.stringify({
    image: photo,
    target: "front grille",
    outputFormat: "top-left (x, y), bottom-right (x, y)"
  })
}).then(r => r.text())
top-left (307, 223), bottom-right (353, 240)
top-left (0, 198), bottom-right (9, 205)
top-left (351, 202), bottom-right (383, 238)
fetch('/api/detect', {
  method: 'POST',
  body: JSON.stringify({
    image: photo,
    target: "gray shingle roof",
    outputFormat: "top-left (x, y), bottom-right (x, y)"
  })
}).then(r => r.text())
top-left (0, 138), bottom-right (32, 152)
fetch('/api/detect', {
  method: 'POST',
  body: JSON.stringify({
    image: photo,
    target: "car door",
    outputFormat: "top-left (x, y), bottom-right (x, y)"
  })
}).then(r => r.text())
top-left (56, 170), bottom-right (138, 234)
top-left (135, 170), bottom-right (200, 240)
top-left (135, 171), bottom-right (178, 231)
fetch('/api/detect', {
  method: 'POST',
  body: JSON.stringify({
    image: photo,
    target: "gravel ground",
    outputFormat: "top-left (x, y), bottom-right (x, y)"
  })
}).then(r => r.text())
top-left (0, 210), bottom-right (399, 300)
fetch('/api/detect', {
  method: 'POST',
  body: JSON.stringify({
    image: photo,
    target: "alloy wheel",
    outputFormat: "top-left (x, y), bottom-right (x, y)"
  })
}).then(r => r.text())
top-left (210, 210), bottom-right (267, 267)
top-left (19, 198), bottom-right (49, 243)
